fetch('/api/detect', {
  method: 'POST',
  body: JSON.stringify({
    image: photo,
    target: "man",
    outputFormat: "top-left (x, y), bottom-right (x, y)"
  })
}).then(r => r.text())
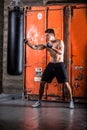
top-left (24, 28), bottom-right (74, 108)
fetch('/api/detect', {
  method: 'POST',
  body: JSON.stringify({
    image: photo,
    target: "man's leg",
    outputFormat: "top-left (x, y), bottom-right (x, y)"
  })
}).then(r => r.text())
top-left (32, 81), bottom-right (46, 108)
top-left (38, 81), bottom-right (46, 100)
top-left (64, 82), bottom-right (75, 108)
top-left (64, 82), bottom-right (72, 100)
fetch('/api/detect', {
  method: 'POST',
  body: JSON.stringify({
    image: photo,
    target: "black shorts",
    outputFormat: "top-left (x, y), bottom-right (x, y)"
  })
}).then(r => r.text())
top-left (41, 62), bottom-right (68, 83)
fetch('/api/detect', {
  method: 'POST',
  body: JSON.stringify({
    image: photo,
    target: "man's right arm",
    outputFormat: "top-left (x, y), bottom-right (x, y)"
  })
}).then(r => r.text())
top-left (24, 39), bottom-right (46, 50)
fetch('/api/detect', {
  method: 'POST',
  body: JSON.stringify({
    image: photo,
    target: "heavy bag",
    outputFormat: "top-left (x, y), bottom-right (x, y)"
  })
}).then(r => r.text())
top-left (7, 7), bottom-right (24, 75)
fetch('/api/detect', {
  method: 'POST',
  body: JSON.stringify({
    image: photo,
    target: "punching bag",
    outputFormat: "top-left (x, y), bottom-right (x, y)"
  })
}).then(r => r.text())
top-left (7, 6), bottom-right (24, 75)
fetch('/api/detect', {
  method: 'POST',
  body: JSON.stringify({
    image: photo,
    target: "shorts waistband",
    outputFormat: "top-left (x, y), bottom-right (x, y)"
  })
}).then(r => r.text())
top-left (49, 62), bottom-right (64, 64)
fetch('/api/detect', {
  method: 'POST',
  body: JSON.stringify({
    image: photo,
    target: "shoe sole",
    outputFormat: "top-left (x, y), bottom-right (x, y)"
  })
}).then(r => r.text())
top-left (32, 105), bottom-right (41, 108)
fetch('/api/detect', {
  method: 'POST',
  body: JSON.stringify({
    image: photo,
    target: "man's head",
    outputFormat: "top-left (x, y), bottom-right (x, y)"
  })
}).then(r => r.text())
top-left (45, 28), bottom-right (55, 34)
top-left (45, 28), bottom-right (55, 42)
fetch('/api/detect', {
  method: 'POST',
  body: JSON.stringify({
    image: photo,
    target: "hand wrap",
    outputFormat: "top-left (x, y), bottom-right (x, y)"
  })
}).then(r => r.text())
top-left (24, 39), bottom-right (28, 43)
top-left (47, 43), bottom-right (52, 48)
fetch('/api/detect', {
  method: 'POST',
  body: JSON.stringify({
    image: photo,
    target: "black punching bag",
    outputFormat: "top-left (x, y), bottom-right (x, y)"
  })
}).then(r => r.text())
top-left (7, 6), bottom-right (24, 75)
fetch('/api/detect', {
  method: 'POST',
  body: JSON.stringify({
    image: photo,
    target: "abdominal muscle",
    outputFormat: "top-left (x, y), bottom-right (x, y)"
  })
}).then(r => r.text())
top-left (50, 54), bottom-right (64, 63)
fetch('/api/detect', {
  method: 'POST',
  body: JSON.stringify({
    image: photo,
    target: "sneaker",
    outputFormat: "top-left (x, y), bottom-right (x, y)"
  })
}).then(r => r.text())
top-left (69, 99), bottom-right (75, 109)
top-left (32, 101), bottom-right (41, 108)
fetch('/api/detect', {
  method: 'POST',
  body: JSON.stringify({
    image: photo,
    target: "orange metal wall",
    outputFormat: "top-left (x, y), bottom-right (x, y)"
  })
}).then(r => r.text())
top-left (71, 5), bottom-right (87, 97)
top-left (25, 6), bottom-right (64, 99)
top-left (46, 6), bottom-right (64, 97)
top-left (25, 7), bottom-right (46, 95)
top-left (24, 4), bottom-right (87, 99)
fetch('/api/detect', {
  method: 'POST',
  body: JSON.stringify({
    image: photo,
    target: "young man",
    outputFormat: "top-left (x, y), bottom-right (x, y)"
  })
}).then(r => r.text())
top-left (24, 28), bottom-right (74, 108)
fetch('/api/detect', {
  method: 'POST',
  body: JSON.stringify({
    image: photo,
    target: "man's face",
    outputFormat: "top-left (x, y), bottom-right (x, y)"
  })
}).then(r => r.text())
top-left (45, 33), bottom-right (54, 42)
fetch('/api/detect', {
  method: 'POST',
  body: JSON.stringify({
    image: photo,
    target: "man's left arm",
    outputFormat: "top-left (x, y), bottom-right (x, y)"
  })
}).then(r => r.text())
top-left (52, 40), bottom-right (64, 55)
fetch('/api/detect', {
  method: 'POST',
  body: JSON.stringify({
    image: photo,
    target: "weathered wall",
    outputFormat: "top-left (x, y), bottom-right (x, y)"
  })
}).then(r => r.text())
top-left (2, 0), bottom-right (86, 94)
top-left (0, 0), bottom-right (4, 93)
top-left (2, 0), bottom-right (43, 94)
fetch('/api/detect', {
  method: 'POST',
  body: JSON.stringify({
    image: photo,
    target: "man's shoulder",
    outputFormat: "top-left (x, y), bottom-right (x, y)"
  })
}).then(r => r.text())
top-left (56, 39), bottom-right (64, 44)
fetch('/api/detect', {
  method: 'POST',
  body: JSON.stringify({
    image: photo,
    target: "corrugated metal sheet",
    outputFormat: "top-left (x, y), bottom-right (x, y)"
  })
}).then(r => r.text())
top-left (24, 4), bottom-right (87, 100)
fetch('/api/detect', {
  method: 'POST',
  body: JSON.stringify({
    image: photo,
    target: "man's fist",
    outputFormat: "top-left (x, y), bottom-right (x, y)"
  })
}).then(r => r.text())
top-left (24, 39), bottom-right (28, 43)
top-left (47, 43), bottom-right (52, 48)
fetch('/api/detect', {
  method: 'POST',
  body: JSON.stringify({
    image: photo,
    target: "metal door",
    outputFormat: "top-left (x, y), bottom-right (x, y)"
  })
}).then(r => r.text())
top-left (46, 6), bottom-right (64, 99)
top-left (25, 7), bottom-right (46, 97)
top-left (24, 6), bottom-right (64, 100)
top-left (71, 5), bottom-right (87, 98)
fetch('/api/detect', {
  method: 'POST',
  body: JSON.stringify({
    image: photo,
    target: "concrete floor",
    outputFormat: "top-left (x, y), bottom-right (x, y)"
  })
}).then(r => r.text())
top-left (0, 94), bottom-right (87, 130)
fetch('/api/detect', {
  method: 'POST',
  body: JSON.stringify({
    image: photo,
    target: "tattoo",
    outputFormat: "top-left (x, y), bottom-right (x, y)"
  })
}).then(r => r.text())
top-left (25, 41), bottom-right (46, 50)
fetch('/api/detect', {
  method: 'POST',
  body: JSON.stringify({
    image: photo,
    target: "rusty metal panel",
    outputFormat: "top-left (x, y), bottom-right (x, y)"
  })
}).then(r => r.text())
top-left (25, 7), bottom-right (46, 95)
top-left (24, 4), bottom-right (87, 100)
top-left (71, 5), bottom-right (87, 97)
top-left (46, 6), bottom-right (64, 98)
top-left (25, 5), bottom-right (64, 100)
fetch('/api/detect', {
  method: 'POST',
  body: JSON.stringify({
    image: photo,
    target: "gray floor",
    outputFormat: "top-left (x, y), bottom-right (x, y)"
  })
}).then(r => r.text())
top-left (0, 94), bottom-right (87, 130)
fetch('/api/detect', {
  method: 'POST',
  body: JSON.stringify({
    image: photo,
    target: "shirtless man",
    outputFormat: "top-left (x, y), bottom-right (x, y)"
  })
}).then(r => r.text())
top-left (24, 28), bottom-right (74, 108)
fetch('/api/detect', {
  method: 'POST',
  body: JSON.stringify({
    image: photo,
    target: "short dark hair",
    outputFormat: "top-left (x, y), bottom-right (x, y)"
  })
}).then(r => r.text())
top-left (45, 28), bottom-right (55, 35)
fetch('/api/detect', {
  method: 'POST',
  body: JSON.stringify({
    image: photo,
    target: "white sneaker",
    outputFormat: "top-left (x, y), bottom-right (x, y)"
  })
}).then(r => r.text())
top-left (69, 99), bottom-right (75, 109)
top-left (32, 101), bottom-right (41, 108)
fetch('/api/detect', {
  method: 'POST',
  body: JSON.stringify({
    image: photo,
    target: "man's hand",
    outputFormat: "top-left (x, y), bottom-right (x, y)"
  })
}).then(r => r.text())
top-left (47, 43), bottom-right (52, 48)
top-left (24, 39), bottom-right (28, 44)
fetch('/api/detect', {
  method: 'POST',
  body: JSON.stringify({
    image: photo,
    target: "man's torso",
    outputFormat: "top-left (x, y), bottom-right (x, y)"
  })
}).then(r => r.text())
top-left (49, 39), bottom-right (64, 63)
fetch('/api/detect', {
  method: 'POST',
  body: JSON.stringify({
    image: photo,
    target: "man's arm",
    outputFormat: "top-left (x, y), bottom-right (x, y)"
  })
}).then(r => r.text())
top-left (24, 39), bottom-right (46, 50)
top-left (52, 40), bottom-right (64, 55)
